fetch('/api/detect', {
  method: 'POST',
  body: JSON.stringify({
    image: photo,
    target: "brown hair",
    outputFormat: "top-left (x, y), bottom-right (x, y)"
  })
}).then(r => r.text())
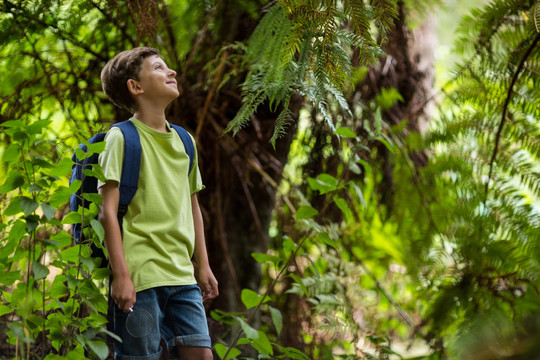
top-left (100, 47), bottom-right (160, 112)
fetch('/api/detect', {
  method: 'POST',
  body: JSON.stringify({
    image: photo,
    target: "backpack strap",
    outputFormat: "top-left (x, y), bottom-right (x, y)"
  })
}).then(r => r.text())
top-left (70, 132), bottom-right (107, 243)
top-left (112, 120), bottom-right (141, 219)
top-left (170, 123), bottom-right (195, 174)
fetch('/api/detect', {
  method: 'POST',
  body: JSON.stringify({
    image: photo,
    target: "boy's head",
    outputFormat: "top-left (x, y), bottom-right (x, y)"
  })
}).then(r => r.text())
top-left (101, 47), bottom-right (160, 113)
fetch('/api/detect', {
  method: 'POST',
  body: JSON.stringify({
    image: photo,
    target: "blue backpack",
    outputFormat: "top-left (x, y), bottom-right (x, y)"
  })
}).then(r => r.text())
top-left (69, 119), bottom-right (195, 247)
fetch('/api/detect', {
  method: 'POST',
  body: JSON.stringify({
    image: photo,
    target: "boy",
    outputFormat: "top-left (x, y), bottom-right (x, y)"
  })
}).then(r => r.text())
top-left (98, 47), bottom-right (218, 360)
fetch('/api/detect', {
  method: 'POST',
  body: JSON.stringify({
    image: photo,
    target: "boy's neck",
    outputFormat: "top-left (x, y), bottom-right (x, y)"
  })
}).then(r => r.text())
top-left (132, 108), bottom-right (170, 133)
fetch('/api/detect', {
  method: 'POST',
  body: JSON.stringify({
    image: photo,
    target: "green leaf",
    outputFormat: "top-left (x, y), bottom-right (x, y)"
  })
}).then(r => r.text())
top-left (50, 230), bottom-right (73, 248)
top-left (48, 158), bottom-right (74, 177)
top-left (2, 143), bottom-right (19, 164)
top-left (316, 232), bottom-right (338, 249)
top-left (91, 219), bottom-right (105, 242)
top-left (0, 172), bottom-right (25, 193)
top-left (27, 119), bottom-right (50, 135)
top-left (75, 148), bottom-right (87, 162)
top-left (349, 162), bottom-right (362, 174)
top-left (41, 203), bottom-right (57, 221)
top-left (238, 317), bottom-right (259, 339)
top-left (69, 180), bottom-right (82, 193)
top-left (32, 261), bottom-right (49, 280)
top-left (62, 211), bottom-right (82, 225)
top-left (282, 236), bottom-right (297, 253)
top-left (87, 340), bottom-right (109, 360)
top-left (8, 220), bottom-right (26, 241)
top-left (334, 197), bottom-right (353, 221)
top-left (336, 126), bottom-right (356, 138)
top-left (241, 288), bottom-right (269, 309)
top-left (49, 186), bottom-right (74, 208)
top-left (252, 330), bottom-right (273, 355)
top-left (307, 173), bottom-right (338, 194)
top-left (65, 345), bottom-right (86, 360)
top-left (376, 134), bottom-right (394, 153)
top-left (0, 120), bottom-right (25, 128)
top-left (269, 306), bottom-right (283, 335)
top-left (60, 245), bottom-right (82, 263)
top-left (214, 343), bottom-right (241, 360)
top-left (29, 184), bottom-right (45, 193)
top-left (375, 87), bottom-right (403, 110)
top-left (48, 275), bottom-right (68, 299)
top-left (87, 141), bottom-right (106, 154)
top-left (237, 337), bottom-right (250, 345)
top-left (278, 346), bottom-right (310, 360)
top-left (295, 206), bottom-right (318, 220)
top-left (91, 163), bottom-right (107, 183)
top-left (92, 267), bottom-right (112, 280)
top-left (5, 197), bottom-right (23, 216)
top-left (251, 252), bottom-right (281, 266)
top-left (0, 271), bottom-right (21, 286)
top-left (80, 255), bottom-right (95, 273)
top-left (352, 184), bottom-right (367, 209)
top-left (82, 192), bottom-right (103, 205)
top-left (0, 305), bottom-right (12, 317)
top-left (26, 215), bottom-right (40, 232)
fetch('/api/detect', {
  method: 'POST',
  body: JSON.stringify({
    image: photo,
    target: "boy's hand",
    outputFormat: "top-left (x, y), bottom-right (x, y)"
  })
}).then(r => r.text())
top-left (111, 275), bottom-right (136, 312)
top-left (197, 265), bottom-right (219, 303)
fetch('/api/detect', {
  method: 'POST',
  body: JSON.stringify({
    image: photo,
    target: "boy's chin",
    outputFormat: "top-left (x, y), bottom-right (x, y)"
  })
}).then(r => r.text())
top-left (170, 89), bottom-right (180, 99)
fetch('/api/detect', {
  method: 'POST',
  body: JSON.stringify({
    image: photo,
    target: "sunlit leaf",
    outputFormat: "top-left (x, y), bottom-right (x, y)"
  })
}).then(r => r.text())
top-left (251, 252), bottom-right (281, 266)
top-left (0, 172), bottom-right (25, 193)
top-left (62, 212), bottom-right (82, 225)
top-left (214, 343), bottom-right (241, 360)
top-left (295, 205), bottom-right (318, 220)
top-left (48, 158), bottom-right (75, 177)
top-left (238, 317), bottom-right (259, 339)
top-left (336, 126), bottom-right (356, 138)
top-left (2, 144), bottom-right (19, 164)
top-left (241, 288), bottom-right (269, 309)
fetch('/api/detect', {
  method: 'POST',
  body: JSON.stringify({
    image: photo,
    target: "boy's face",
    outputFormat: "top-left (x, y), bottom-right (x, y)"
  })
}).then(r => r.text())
top-left (132, 55), bottom-right (179, 104)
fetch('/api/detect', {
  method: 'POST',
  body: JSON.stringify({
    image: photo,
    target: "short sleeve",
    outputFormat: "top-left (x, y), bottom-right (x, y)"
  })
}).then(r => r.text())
top-left (97, 127), bottom-right (124, 189)
top-left (188, 135), bottom-right (205, 194)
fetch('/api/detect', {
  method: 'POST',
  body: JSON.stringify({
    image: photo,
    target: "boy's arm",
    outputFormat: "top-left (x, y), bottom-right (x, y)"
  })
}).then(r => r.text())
top-left (191, 194), bottom-right (219, 302)
top-left (98, 180), bottom-right (136, 312)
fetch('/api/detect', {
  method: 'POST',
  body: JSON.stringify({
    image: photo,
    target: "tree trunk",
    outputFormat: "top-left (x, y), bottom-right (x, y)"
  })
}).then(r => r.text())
top-left (362, 2), bottom-right (437, 212)
top-left (167, 1), bottom-right (305, 312)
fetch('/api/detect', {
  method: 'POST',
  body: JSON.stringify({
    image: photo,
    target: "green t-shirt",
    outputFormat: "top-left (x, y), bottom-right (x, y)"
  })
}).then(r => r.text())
top-left (98, 118), bottom-right (204, 292)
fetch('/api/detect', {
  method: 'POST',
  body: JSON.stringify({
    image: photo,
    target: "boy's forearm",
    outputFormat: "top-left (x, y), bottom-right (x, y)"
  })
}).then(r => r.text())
top-left (191, 193), bottom-right (218, 300)
top-left (191, 194), bottom-right (210, 268)
top-left (98, 182), bottom-right (130, 278)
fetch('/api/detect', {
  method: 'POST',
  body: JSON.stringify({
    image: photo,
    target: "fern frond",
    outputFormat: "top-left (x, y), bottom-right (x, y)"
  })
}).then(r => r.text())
top-left (420, 1), bottom-right (540, 335)
top-left (233, 0), bottom-right (397, 143)
top-left (371, 0), bottom-right (398, 31)
top-left (270, 100), bottom-right (294, 145)
top-left (343, 0), bottom-right (374, 45)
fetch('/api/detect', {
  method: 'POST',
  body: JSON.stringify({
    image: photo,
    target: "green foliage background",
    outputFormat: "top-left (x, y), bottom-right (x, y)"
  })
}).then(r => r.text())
top-left (1, 0), bottom-right (539, 359)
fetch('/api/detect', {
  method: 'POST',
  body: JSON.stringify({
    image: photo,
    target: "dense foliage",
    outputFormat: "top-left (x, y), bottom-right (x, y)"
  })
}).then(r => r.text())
top-left (263, 0), bottom-right (540, 358)
top-left (0, 0), bottom-right (539, 359)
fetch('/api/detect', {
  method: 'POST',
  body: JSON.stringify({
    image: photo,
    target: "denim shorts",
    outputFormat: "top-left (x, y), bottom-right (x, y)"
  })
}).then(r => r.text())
top-left (109, 284), bottom-right (211, 360)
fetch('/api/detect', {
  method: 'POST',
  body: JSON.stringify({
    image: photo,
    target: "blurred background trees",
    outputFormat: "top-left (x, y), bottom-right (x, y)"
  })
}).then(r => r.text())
top-left (1, 0), bottom-right (539, 359)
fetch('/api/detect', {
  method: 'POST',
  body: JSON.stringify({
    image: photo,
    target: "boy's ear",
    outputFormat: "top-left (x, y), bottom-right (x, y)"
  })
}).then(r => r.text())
top-left (127, 79), bottom-right (144, 96)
